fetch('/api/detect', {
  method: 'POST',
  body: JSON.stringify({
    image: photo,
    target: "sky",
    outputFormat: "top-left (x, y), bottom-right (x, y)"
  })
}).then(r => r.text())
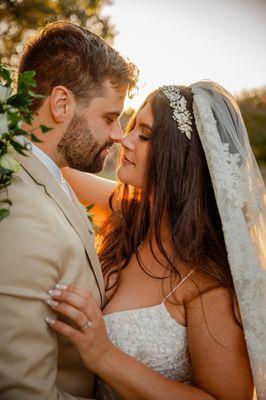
top-left (103, 0), bottom-right (266, 109)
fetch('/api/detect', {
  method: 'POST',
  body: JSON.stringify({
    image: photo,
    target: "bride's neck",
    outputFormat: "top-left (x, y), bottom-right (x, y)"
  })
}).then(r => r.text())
top-left (144, 209), bottom-right (172, 250)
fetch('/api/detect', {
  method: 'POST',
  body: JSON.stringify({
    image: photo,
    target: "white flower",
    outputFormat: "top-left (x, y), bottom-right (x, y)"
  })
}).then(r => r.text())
top-left (0, 113), bottom-right (9, 139)
top-left (0, 144), bottom-right (20, 173)
top-left (0, 84), bottom-right (12, 103)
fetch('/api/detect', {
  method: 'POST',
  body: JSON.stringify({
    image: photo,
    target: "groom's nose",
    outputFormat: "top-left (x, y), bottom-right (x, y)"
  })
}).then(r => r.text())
top-left (110, 121), bottom-right (123, 143)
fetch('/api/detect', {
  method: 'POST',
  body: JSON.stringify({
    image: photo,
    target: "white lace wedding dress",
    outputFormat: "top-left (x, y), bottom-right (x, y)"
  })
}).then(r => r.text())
top-left (96, 270), bottom-right (194, 400)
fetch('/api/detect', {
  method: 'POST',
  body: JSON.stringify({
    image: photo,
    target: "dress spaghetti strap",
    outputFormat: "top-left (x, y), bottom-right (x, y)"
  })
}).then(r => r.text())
top-left (162, 268), bottom-right (196, 303)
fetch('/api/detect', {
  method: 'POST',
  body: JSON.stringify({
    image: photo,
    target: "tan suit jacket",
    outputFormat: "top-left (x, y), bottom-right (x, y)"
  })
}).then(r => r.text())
top-left (0, 151), bottom-right (105, 399)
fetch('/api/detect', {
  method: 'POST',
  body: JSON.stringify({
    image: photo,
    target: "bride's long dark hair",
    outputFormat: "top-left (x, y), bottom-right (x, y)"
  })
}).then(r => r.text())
top-left (97, 86), bottom-right (235, 306)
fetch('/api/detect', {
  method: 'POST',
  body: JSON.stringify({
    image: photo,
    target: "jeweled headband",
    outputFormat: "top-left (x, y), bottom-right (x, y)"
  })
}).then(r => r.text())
top-left (160, 85), bottom-right (193, 140)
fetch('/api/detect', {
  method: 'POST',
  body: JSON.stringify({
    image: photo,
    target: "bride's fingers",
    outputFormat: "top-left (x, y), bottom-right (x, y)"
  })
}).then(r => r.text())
top-left (47, 299), bottom-right (89, 329)
top-left (45, 316), bottom-right (83, 346)
top-left (48, 288), bottom-right (100, 320)
top-left (54, 284), bottom-right (97, 304)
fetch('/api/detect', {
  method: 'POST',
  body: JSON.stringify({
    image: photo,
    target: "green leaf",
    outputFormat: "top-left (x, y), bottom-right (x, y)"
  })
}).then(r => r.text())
top-left (8, 93), bottom-right (26, 107)
top-left (28, 90), bottom-right (44, 99)
top-left (6, 111), bottom-right (20, 124)
top-left (86, 203), bottom-right (95, 212)
top-left (86, 203), bottom-right (98, 231)
top-left (31, 133), bottom-right (43, 143)
top-left (10, 140), bottom-right (28, 156)
top-left (0, 208), bottom-right (10, 221)
top-left (0, 62), bottom-right (54, 222)
top-left (23, 113), bottom-right (33, 125)
top-left (13, 129), bottom-right (30, 137)
top-left (18, 70), bottom-right (36, 87)
top-left (40, 125), bottom-right (52, 133)
top-left (0, 67), bottom-right (12, 86)
top-left (0, 177), bottom-right (12, 187)
top-left (0, 166), bottom-right (13, 175)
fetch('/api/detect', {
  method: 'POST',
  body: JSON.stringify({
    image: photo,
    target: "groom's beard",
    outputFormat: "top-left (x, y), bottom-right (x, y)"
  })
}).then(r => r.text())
top-left (57, 114), bottom-right (112, 173)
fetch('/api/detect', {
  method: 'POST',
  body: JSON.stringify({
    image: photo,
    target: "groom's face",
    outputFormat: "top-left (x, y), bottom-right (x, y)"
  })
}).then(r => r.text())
top-left (57, 80), bottom-right (126, 173)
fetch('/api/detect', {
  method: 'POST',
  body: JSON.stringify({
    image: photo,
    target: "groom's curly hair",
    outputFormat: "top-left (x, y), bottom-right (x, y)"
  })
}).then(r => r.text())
top-left (19, 21), bottom-right (139, 112)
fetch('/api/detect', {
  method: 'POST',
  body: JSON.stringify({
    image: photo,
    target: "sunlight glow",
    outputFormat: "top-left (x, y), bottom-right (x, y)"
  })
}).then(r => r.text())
top-left (104, 0), bottom-right (266, 109)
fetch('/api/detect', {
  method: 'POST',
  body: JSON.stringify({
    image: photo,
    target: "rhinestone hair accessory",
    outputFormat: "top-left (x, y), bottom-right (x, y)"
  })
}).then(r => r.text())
top-left (160, 85), bottom-right (193, 140)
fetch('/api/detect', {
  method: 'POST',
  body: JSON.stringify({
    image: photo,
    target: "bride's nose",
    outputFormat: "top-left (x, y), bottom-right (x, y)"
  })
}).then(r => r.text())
top-left (121, 133), bottom-right (135, 151)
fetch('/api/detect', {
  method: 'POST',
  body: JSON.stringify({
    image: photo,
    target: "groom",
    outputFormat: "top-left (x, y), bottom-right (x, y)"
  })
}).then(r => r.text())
top-left (0, 22), bottom-right (137, 399)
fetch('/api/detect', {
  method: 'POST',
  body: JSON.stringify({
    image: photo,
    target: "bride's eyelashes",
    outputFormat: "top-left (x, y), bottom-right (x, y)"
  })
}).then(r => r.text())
top-left (138, 133), bottom-right (152, 141)
top-left (132, 123), bottom-right (152, 141)
top-left (138, 126), bottom-right (153, 141)
top-left (138, 121), bottom-right (153, 140)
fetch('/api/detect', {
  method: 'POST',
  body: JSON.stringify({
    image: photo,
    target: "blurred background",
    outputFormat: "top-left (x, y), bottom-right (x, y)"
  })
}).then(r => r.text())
top-left (1, 0), bottom-right (265, 181)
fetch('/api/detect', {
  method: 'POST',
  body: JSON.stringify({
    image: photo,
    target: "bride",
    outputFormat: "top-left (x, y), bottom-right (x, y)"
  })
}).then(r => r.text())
top-left (46, 81), bottom-right (265, 400)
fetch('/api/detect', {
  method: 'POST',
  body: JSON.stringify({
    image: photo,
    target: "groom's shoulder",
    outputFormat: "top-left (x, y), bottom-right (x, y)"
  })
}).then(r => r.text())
top-left (0, 162), bottom-right (51, 227)
top-left (4, 162), bottom-right (42, 203)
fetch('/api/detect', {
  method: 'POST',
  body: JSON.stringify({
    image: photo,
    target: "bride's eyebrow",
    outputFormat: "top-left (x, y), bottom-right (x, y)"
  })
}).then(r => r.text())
top-left (138, 122), bottom-right (152, 132)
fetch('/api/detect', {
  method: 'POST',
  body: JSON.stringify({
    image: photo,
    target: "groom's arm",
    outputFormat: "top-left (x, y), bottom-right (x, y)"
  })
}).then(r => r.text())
top-left (0, 200), bottom-right (92, 400)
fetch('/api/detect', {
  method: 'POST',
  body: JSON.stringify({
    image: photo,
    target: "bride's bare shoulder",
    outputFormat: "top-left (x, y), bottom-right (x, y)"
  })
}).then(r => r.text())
top-left (183, 267), bottom-right (241, 323)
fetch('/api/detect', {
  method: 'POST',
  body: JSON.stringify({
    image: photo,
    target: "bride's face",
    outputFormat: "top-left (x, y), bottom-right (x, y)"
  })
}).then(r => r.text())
top-left (117, 102), bottom-right (153, 188)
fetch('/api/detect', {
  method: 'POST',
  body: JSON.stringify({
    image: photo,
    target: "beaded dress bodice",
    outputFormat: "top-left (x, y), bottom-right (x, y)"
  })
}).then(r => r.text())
top-left (96, 270), bottom-right (194, 400)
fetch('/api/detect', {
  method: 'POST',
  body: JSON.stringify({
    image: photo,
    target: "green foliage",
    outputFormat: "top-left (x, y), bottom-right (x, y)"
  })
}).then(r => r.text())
top-left (0, 0), bottom-right (115, 67)
top-left (40, 124), bottom-right (52, 133)
top-left (237, 87), bottom-right (266, 165)
top-left (0, 62), bottom-right (50, 221)
top-left (0, 208), bottom-right (10, 221)
top-left (86, 203), bottom-right (97, 231)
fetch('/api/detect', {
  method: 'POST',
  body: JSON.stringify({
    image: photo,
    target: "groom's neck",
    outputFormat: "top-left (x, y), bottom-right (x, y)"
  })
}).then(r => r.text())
top-left (21, 120), bottom-right (66, 169)
top-left (31, 140), bottom-right (65, 168)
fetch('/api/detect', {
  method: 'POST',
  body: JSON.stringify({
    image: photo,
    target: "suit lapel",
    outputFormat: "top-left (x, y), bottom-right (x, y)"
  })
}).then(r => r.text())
top-left (16, 151), bottom-right (105, 304)
top-left (66, 182), bottom-right (94, 234)
top-left (66, 181), bottom-right (105, 301)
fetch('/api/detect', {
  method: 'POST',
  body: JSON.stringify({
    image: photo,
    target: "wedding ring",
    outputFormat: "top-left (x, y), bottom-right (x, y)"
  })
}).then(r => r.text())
top-left (80, 320), bottom-right (92, 330)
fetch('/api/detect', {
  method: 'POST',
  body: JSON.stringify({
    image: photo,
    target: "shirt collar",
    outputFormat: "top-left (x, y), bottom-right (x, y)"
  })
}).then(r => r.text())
top-left (30, 142), bottom-right (63, 185)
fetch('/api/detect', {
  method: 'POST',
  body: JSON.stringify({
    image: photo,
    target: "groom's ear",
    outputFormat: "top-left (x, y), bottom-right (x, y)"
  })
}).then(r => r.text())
top-left (49, 86), bottom-right (76, 123)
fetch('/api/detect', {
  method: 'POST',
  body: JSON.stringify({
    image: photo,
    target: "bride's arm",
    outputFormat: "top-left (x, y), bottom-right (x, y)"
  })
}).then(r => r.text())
top-left (62, 167), bottom-right (117, 224)
top-left (46, 286), bottom-right (254, 400)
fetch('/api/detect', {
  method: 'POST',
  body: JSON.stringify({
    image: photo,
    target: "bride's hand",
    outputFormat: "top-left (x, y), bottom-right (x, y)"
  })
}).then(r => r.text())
top-left (45, 285), bottom-right (115, 373)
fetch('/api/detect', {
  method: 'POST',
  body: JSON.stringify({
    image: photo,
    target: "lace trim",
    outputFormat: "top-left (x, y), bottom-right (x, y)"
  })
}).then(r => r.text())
top-left (193, 93), bottom-right (266, 398)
